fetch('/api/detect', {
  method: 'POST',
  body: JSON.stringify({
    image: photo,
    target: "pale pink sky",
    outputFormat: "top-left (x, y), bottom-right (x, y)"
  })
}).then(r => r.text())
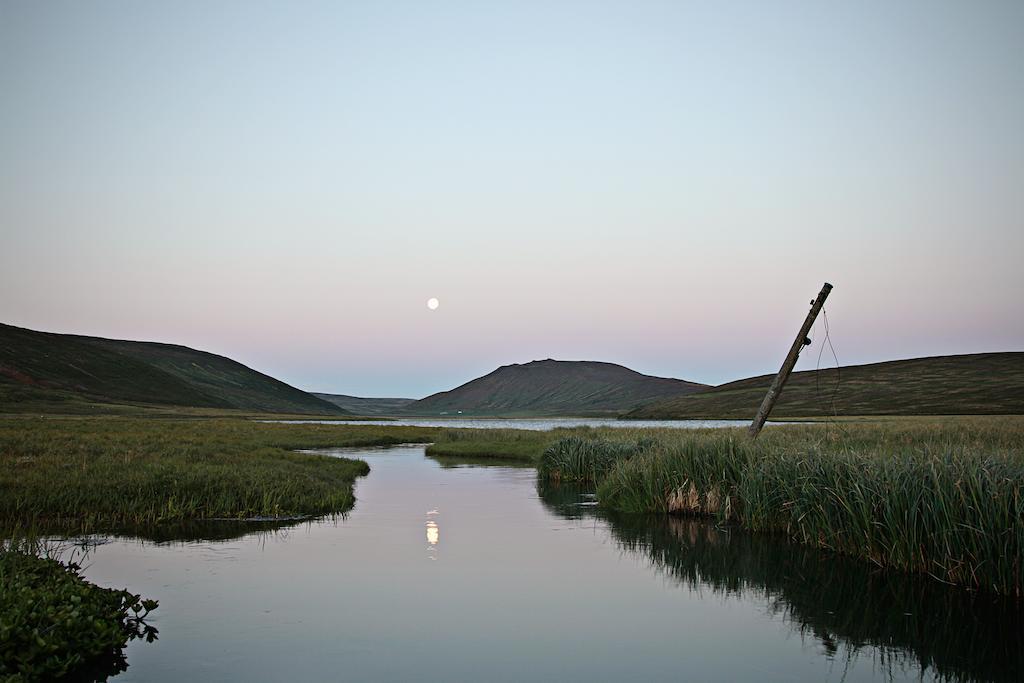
top-left (2, 2), bottom-right (1022, 396)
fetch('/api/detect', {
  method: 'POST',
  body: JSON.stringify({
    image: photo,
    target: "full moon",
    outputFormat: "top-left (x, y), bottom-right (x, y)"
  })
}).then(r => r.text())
top-left (427, 297), bottom-right (440, 310)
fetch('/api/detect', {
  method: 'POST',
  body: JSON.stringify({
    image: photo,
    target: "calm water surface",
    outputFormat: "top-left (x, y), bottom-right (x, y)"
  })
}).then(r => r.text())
top-left (70, 446), bottom-right (1020, 682)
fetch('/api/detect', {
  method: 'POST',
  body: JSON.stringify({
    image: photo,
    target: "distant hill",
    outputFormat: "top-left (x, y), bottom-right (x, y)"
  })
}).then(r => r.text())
top-left (624, 352), bottom-right (1024, 419)
top-left (407, 359), bottom-right (707, 416)
top-left (0, 323), bottom-right (346, 415)
top-left (312, 393), bottom-right (415, 415)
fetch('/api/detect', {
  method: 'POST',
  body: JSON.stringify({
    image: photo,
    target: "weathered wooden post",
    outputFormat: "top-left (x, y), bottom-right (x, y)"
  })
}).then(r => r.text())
top-left (748, 282), bottom-right (833, 438)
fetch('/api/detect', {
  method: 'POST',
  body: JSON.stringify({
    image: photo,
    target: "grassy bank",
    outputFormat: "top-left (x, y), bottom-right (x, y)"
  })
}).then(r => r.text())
top-left (424, 428), bottom-right (552, 462)
top-left (537, 418), bottom-right (1024, 595)
top-left (423, 425), bottom-right (677, 464)
top-left (0, 544), bottom-right (158, 681)
top-left (0, 417), bottom-right (443, 534)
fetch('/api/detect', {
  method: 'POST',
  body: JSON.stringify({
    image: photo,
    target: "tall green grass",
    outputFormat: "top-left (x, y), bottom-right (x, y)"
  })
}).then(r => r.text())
top-left (739, 447), bottom-right (1024, 594)
top-left (597, 432), bottom-right (752, 519)
top-left (537, 436), bottom-right (654, 483)
top-left (592, 419), bottom-right (1024, 595)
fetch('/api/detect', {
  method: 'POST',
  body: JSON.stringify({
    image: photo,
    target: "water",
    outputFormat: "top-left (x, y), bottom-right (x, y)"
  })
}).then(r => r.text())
top-left (68, 446), bottom-right (1020, 682)
top-left (264, 417), bottom-right (775, 430)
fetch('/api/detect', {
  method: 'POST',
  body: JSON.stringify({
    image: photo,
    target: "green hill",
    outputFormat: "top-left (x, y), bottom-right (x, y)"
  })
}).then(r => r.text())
top-left (0, 323), bottom-right (346, 415)
top-left (312, 393), bottom-right (415, 415)
top-left (623, 352), bottom-right (1024, 419)
top-left (408, 359), bottom-right (707, 417)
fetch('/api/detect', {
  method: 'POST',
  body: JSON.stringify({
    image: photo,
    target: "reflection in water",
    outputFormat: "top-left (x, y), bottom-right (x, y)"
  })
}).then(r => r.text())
top-left (427, 454), bottom-right (535, 469)
top-left (37, 447), bottom-right (1024, 683)
top-left (426, 509), bottom-right (439, 560)
top-left (538, 481), bottom-right (1024, 683)
top-left (44, 517), bottom-right (333, 545)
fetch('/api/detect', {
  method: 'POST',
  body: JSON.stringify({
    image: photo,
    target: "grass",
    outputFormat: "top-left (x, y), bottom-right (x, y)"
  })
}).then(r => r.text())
top-left (596, 431), bottom-right (755, 518)
top-left (0, 541), bottom-right (158, 681)
top-left (424, 425), bottom-right (677, 464)
top-left (424, 428), bottom-right (552, 462)
top-left (536, 435), bottom-right (654, 483)
top-left (0, 414), bottom-right (452, 679)
top-left (0, 416), bottom-right (442, 535)
top-left (592, 418), bottom-right (1024, 595)
top-left (3, 412), bottom-right (1022, 595)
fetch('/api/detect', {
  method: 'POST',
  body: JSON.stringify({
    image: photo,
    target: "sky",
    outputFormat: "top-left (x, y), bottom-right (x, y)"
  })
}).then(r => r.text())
top-left (2, 1), bottom-right (1022, 398)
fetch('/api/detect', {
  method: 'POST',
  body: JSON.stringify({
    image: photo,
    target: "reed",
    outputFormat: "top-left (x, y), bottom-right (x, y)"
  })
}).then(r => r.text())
top-left (739, 445), bottom-right (1024, 595)
top-left (537, 435), bottom-right (654, 483)
top-left (595, 418), bottom-right (1024, 595)
top-left (597, 432), bottom-right (752, 519)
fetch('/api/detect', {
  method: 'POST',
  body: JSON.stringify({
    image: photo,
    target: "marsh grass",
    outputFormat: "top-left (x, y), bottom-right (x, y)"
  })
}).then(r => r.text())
top-left (537, 435), bottom-right (655, 483)
top-left (424, 428), bottom-right (549, 462)
top-left (0, 417), bottom-right (441, 534)
top-left (597, 431), bottom-right (752, 519)
top-left (595, 418), bottom-right (1024, 595)
top-left (423, 425), bottom-right (672, 468)
top-left (4, 414), bottom-right (1023, 594)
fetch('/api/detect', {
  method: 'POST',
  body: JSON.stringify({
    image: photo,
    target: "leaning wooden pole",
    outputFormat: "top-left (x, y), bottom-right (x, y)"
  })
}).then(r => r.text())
top-left (748, 282), bottom-right (833, 438)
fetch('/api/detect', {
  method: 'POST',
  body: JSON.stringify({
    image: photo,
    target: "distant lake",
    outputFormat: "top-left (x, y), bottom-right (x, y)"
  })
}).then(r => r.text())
top-left (265, 417), bottom-right (773, 430)
top-left (69, 445), bottom-right (1020, 682)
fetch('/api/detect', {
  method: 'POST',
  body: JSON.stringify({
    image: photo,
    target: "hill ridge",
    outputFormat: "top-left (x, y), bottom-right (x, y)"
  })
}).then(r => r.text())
top-left (624, 351), bottom-right (1024, 419)
top-left (0, 323), bottom-right (345, 415)
top-left (312, 393), bottom-right (415, 415)
top-left (408, 358), bottom-right (706, 416)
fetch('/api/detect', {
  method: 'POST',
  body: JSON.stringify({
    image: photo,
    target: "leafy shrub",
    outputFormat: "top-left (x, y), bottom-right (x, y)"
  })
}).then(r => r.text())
top-left (0, 551), bottom-right (157, 681)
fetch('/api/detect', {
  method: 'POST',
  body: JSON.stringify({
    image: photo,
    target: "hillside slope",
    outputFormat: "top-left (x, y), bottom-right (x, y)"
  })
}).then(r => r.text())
top-left (408, 359), bottom-right (707, 416)
top-left (0, 323), bottom-right (346, 415)
top-left (624, 352), bottom-right (1024, 419)
top-left (312, 394), bottom-right (415, 415)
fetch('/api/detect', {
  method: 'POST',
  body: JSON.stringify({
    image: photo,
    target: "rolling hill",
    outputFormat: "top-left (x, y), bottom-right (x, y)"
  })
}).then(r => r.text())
top-left (0, 323), bottom-right (347, 415)
top-left (407, 359), bottom-right (707, 416)
top-left (623, 352), bottom-right (1024, 419)
top-left (312, 393), bottom-right (415, 415)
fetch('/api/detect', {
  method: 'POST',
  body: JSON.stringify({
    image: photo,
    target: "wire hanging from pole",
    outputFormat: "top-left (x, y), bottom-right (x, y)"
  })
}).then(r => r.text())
top-left (814, 306), bottom-right (844, 436)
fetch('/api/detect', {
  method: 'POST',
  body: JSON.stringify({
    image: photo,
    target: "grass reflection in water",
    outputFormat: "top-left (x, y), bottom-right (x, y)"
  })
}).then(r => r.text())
top-left (538, 481), bottom-right (1024, 683)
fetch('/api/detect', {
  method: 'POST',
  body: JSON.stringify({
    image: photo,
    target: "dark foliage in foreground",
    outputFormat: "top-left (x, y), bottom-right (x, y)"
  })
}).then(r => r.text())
top-left (0, 550), bottom-right (157, 682)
